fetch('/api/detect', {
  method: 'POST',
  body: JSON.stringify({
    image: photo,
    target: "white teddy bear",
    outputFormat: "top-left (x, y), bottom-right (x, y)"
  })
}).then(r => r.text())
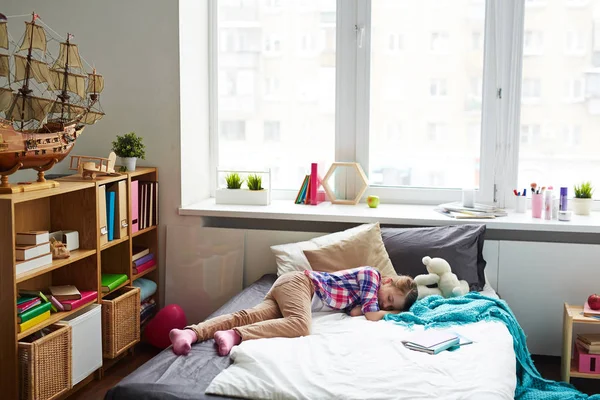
top-left (414, 256), bottom-right (469, 300)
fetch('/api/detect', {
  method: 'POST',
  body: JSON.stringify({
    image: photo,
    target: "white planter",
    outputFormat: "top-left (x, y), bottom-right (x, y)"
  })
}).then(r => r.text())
top-left (572, 198), bottom-right (593, 216)
top-left (215, 188), bottom-right (270, 206)
top-left (121, 157), bottom-right (137, 172)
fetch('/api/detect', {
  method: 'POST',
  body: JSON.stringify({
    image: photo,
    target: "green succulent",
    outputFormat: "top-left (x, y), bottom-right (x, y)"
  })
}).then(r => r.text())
top-left (247, 174), bottom-right (263, 191)
top-left (111, 132), bottom-right (146, 159)
top-left (574, 181), bottom-right (594, 199)
top-left (225, 173), bottom-right (243, 189)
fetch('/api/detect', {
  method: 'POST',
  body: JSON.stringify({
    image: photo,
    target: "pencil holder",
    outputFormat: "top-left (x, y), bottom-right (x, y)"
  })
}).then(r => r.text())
top-left (531, 193), bottom-right (543, 218)
top-left (516, 196), bottom-right (526, 213)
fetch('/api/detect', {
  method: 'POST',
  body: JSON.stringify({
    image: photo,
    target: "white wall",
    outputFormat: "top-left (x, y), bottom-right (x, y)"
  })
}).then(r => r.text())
top-left (4, 0), bottom-right (196, 305)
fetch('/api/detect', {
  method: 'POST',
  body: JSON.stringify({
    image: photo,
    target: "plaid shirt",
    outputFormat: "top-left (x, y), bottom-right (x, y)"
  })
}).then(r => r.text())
top-left (304, 267), bottom-right (381, 314)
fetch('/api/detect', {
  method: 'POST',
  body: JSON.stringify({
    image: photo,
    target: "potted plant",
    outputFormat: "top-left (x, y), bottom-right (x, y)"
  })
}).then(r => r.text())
top-left (215, 171), bottom-right (270, 205)
top-left (111, 132), bottom-right (146, 172)
top-left (573, 181), bottom-right (594, 215)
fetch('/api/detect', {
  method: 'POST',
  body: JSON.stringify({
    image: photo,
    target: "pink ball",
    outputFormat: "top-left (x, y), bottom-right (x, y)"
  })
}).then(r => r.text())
top-left (145, 304), bottom-right (187, 349)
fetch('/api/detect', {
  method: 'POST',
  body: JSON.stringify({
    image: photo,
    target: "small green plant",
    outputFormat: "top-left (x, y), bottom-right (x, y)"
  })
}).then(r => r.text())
top-left (574, 181), bottom-right (594, 198)
top-left (111, 131), bottom-right (146, 159)
top-left (247, 174), bottom-right (263, 191)
top-left (225, 173), bottom-right (243, 189)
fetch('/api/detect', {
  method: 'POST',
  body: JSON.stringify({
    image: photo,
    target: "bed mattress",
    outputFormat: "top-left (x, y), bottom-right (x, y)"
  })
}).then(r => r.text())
top-left (106, 274), bottom-right (509, 400)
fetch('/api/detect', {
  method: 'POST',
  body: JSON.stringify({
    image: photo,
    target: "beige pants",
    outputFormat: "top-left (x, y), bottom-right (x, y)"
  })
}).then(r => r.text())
top-left (186, 271), bottom-right (314, 342)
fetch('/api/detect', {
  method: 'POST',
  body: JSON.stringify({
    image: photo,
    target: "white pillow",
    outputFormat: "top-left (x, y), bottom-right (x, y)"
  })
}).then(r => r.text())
top-left (270, 223), bottom-right (391, 276)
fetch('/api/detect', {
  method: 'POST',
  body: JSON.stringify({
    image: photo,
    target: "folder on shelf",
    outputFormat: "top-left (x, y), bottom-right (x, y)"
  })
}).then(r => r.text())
top-left (99, 185), bottom-right (108, 246)
top-left (149, 182), bottom-right (154, 229)
top-left (116, 180), bottom-right (128, 238)
top-left (131, 180), bottom-right (139, 234)
top-left (18, 310), bottom-right (50, 333)
top-left (106, 190), bottom-right (115, 242)
top-left (17, 301), bottom-right (52, 324)
top-left (153, 182), bottom-right (159, 225)
top-left (101, 273), bottom-right (128, 293)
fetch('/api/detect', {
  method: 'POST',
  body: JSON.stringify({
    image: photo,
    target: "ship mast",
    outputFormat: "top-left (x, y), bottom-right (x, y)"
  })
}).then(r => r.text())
top-left (18, 12), bottom-right (37, 132)
top-left (58, 33), bottom-right (72, 121)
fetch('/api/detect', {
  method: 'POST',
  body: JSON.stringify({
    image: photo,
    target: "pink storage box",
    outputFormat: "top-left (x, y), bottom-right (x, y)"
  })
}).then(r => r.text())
top-left (575, 343), bottom-right (600, 374)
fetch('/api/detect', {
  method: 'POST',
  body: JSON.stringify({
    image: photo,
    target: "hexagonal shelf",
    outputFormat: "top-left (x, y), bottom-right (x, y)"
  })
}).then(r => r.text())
top-left (321, 162), bottom-right (369, 205)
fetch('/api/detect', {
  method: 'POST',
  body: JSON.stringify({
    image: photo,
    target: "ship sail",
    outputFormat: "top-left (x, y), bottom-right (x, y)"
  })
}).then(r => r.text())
top-left (50, 101), bottom-right (85, 116)
top-left (0, 21), bottom-right (7, 50)
top-left (50, 69), bottom-right (86, 98)
top-left (81, 110), bottom-right (104, 125)
top-left (0, 54), bottom-right (8, 77)
top-left (0, 88), bottom-right (12, 111)
top-left (18, 22), bottom-right (46, 54)
top-left (14, 54), bottom-right (54, 88)
top-left (53, 42), bottom-right (83, 70)
top-left (86, 73), bottom-right (104, 94)
top-left (7, 93), bottom-right (54, 122)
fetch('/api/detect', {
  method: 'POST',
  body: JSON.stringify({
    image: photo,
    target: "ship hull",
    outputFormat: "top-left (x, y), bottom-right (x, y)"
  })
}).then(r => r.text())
top-left (0, 118), bottom-right (84, 172)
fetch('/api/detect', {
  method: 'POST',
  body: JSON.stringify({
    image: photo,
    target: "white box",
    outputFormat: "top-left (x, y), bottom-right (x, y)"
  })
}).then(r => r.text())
top-left (59, 304), bottom-right (102, 385)
top-left (49, 230), bottom-right (80, 251)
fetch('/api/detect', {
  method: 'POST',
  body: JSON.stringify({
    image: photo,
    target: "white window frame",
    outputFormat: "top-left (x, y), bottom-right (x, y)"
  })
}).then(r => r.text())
top-left (208, 0), bottom-right (526, 207)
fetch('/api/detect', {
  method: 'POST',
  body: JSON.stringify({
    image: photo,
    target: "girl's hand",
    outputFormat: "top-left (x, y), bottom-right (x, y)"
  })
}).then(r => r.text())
top-left (349, 306), bottom-right (363, 317)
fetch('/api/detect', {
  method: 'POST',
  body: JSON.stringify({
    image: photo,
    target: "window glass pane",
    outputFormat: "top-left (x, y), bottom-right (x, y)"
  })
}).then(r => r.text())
top-left (369, 0), bottom-right (485, 189)
top-left (518, 1), bottom-right (600, 198)
top-left (217, 0), bottom-right (336, 190)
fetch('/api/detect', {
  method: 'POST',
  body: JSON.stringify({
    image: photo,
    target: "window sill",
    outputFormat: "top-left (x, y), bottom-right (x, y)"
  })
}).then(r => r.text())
top-left (179, 198), bottom-right (600, 234)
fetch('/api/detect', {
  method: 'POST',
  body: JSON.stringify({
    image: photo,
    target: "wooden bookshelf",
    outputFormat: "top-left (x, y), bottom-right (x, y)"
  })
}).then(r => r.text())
top-left (0, 167), bottom-right (159, 399)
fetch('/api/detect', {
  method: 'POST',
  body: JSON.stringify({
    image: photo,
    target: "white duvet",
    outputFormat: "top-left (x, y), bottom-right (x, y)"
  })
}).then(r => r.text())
top-left (206, 312), bottom-right (516, 400)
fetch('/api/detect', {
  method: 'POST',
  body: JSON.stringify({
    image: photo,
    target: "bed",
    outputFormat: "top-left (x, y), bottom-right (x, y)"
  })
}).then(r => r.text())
top-left (106, 274), bottom-right (515, 400)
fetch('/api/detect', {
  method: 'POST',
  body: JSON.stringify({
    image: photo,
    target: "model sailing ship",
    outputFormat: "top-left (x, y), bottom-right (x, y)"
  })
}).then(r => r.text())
top-left (0, 12), bottom-right (104, 192)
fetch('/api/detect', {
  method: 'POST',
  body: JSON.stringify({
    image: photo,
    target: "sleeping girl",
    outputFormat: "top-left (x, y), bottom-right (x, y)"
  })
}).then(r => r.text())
top-left (169, 267), bottom-right (418, 357)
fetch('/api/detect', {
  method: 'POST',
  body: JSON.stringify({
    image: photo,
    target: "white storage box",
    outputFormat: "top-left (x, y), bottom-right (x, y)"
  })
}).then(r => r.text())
top-left (59, 304), bottom-right (102, 385)
top-left (49, 230), bottom-right (80, 251)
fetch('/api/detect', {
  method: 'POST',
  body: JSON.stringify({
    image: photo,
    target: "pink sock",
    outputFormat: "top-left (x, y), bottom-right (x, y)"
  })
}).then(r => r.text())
top-left (169, 328), bottom-right (197, 356)
top-left (214, 329), bottom-right (242, 356)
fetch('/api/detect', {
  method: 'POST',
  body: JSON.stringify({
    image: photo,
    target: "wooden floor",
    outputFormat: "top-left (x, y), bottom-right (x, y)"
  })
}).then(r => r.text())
top-left (65, 347), bottom-right (600, 399)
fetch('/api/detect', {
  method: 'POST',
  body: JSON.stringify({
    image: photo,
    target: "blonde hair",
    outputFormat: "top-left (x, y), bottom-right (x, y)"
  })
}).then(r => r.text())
top-left (389, 274), bottom-right (419, 311)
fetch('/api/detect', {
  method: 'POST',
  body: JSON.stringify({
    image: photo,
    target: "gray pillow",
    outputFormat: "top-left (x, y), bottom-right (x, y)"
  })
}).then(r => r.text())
top-left (381, 224), bottom-right (486, 291)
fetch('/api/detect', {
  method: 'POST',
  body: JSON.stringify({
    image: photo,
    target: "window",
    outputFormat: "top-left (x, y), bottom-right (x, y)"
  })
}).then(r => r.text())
top-left (263, 121), bottom-right (281, 142)
top-left (523, 30), bottom-right (544, 56)
top-left (521, 78), bottom-right (541, 103)
top-left (429, 79), bottom-right (448, 98)
top-left (430, 32), bottom-right (449, 54)
top-left (564, 31), bottom-right (585, 56)
top-left (518, 3), bottom-right (600, 199)
top-left (564, 78), bottom-right (584, 102)
top-left (216, 0), bottom-right (336, 190)
top-left (209, 1), bottom-right (600, 205)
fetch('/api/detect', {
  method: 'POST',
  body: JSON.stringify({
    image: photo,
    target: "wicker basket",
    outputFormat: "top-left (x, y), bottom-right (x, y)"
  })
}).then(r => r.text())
top-left (101, 286), bottom-right (140, 359)
top-left (18, 324), bottom-right (72, 400)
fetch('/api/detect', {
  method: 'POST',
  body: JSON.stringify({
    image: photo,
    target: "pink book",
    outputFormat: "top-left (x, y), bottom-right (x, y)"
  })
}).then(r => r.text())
top-left (60, 291), bottom-right (97, 311)
top-left (131, 181), bottom-right (139, 233)
top-left (584, 301), bottom-right (600, 317)
top-left (310, 163), bottom-right (318, 205)
top-left (17, 298), bottom-right (41, 314)
top-left (134, 259), bottom-right (156, 275)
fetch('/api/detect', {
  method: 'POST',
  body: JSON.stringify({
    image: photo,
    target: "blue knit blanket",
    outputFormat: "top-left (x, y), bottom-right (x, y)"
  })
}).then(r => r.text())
top-left (384, 293), bottom-right (600, 400)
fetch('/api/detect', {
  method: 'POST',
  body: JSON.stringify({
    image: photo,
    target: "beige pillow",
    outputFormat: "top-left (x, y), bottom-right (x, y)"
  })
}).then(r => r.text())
top-left (302, 223), bottom-right (397, 277)
top-left (270, 223), bottom-right (395, 276)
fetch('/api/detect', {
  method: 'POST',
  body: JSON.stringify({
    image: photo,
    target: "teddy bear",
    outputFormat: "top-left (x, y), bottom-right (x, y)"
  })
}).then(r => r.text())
top-left (414, 256), bottom-right (469, 300)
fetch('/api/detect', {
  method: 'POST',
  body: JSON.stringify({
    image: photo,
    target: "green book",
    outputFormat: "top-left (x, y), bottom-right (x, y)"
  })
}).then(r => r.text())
top-left (17, 294), bottom-right (38, 305)
top-left (17, 301), bottom-right (52, 324)
top-left (18, 290), bottom-right (49, 303)
top-left (101, 273), bottom-right (128, 293)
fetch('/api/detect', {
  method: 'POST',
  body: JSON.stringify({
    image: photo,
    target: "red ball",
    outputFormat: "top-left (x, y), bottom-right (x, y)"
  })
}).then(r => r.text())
top-left (589, 294), bottom-right (600, 311)
top-left (145, 304), bottom-right (187, 349)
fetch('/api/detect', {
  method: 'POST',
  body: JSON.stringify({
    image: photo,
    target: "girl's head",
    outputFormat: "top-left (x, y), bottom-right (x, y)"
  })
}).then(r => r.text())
top-left (378, 275), bottom-right (418, 312)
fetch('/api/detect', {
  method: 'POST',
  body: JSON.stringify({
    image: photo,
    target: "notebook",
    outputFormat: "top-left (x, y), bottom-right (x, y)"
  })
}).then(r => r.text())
top-left (402, 330), bottom-right (460, 355)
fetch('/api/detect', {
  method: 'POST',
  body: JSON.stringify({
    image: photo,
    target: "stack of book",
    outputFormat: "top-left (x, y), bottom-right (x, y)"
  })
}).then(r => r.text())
top-left (131, 180), bottom-right (159, 233)
top-left (16, 291), bottom-right (52, 333)
top-left (434, 202), bottom-right (508, 219)
top-left (101, 273), bottom-right (128, 293)
top-left (576, 333), bottom-right (600, 354)
top-left (15, 231), bottom-right (52, 275)
top-left (132, 246), bottom-right (156, 275)
top-left (295, 163), bottom-right (326, 205)
top-left (49, 285), bottom-right (97, 311)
